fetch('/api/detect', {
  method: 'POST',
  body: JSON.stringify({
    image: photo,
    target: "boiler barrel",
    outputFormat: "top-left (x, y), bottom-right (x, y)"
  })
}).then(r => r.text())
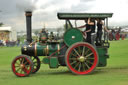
top-left (21, 43), bottom-right (60, 56)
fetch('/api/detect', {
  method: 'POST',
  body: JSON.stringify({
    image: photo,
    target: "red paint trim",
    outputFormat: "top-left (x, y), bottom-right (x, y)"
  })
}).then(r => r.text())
top-left (41, 37), bottom-right (47, 40)
top-left (66, 43), bottom-right (98, 75)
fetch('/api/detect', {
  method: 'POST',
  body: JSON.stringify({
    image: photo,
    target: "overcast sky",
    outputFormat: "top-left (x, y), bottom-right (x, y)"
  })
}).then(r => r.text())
top-left (0, 0), bottom-right (128, 31)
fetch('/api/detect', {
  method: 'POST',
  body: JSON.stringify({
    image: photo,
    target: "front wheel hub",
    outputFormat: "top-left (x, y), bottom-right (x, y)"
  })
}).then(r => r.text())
top-left (20, 64), bottom-right (25, 69)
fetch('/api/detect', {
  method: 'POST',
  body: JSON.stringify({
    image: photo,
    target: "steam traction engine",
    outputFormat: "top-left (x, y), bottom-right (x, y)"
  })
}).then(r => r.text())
top-left (11, 12), bottom-right (113, 77)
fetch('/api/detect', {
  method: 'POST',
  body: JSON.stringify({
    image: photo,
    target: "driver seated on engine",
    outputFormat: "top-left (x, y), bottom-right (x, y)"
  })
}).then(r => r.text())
top-left (39, 28), bottom-right (48, 43)
top-left (77, 18), bottom-right (94, 44)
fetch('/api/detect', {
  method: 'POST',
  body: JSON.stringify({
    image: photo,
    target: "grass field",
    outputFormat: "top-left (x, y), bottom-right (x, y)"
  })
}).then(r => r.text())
top-left (0, 39), bottom-right (128, 85)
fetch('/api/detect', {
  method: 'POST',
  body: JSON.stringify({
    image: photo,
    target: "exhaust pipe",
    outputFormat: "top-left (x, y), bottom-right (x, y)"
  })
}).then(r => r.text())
top-left (25, 11), bottom-right (32, 43)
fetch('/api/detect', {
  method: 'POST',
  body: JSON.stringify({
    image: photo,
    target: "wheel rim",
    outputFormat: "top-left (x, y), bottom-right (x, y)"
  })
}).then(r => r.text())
top-left (66, 42), bottom-right (98, 75)
top-left (30, 56), bottom-right (40, 73)
top-left (12, 56), bottom-right (32, 77)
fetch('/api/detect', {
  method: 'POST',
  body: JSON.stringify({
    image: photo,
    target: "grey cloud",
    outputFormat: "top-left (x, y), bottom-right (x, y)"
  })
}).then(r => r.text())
top-left (40, 0), bottom-right (95, 13)
top-left (33, 11), bottom-right (57, 22)
top-left (70, 3), bottom-right (93, 12)
top-left (16, 0), bottom-right (37, 12)
top-left (40, 0), bottom-right (66, 9)
top-left (80, 0), bottom-right (95, 2)
top-left (0, 0), bottom-right (38, 17)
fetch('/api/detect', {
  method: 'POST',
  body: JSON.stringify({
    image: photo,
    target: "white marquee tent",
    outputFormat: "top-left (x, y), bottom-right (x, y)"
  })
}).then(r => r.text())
top-left (0, 26), bottom-right (17, 41)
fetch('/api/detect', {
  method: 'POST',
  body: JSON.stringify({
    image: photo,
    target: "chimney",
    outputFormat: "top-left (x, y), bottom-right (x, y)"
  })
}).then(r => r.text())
top-left (25, 11), bottom-right (32, 43)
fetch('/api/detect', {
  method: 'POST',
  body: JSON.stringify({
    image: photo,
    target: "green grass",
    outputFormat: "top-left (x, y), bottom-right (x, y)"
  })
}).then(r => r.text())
top-left (0, 40), bottom-right (128, 85)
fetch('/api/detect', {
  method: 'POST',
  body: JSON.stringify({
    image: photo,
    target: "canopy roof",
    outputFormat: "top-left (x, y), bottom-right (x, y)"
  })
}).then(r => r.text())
top-left (57, 13), bottom-right (113, 20)
top-left (0, 27), bottom-right (12, 32)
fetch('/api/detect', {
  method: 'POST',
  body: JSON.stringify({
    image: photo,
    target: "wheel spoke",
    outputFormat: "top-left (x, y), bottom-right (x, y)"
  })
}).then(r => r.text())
top-left (15, 65), bottom-right (20, 67)
top-left (84, 62), bottom-right (90, 69)
top-left (70, 52), bottom-right (78, 57)
top-left (25, 65), bottom-right (30, 69)
top-left (74, 62), bottom-right (80, 69)
top-left (20, 69), bottom-right (23, 74)
top-left (15, 62), bottom-right (20, 65)
top-left (34, 64), bottom-right (38, 66)
top-left (84, 48), bottom-right (90, 55)
top-left (78, 46), bottom-right (82, 55)
top-left (33, 61), bottom-right (37, 64)
top-left (70, 61), bottom-right (77, 65)
top-left (32, 57), bottom-right (35, 61)
top-left (33, 63), bottom-right (37, 66)
top-left (74, 49), bottom-right (81, 57)
top-left (87, 58), bottom-right (94, 60)
top-left (34, 63), bottom-right (37, 66)
top-left (69, 58), bottom-right (77, 61)
top-left (82, 62), bottom-right (85, 71)
top-left (85, 53), bottom-right (93, 58)
top-left (23, 70), bottom-right (27, 75)
top-left (23, 67), bottom-right (28, 74)
top-left (24, 61), bottom-right (28, 65)
top-left (18, 58), bottom-right (22, 63)
top-left (86, 60), bottom-right (93, 65)
top-left (78, 63), bottom-right (81, 72)
top-left (82, 46), bottom-right (85, 56)
top-left (21, 58), bottom-right (24, 64)
top-left (16, 68), bottom-right (21, 72)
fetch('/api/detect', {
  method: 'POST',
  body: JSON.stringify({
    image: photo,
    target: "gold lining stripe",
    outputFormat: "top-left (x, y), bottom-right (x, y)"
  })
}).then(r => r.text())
top-left (46, 45), bottom-right (49, 55)
top-left (57, 44), bottom-right (60, 54)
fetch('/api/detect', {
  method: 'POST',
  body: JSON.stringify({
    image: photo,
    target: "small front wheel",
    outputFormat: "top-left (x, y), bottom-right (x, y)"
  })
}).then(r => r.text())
top-left (11, 55), bottom-right (34, 77)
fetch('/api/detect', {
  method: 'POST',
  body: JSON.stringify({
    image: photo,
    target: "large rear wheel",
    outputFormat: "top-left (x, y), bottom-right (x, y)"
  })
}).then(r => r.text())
top-left (65, 42), bottom-right (98, 75)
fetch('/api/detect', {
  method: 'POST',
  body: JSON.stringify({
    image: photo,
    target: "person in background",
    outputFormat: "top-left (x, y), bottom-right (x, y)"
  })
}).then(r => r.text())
top-left (17, 39), bottom-right (20, 46)
top-left (111, 29), bottom-right (116, 40)
top-left (24, 39), bottom-right (27, 44)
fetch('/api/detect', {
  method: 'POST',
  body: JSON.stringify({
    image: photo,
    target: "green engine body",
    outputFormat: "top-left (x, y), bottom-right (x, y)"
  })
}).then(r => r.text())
top-left (22, 28), bottom-right (109, 68)
top-left (22, 41), bottom-right (67, 68)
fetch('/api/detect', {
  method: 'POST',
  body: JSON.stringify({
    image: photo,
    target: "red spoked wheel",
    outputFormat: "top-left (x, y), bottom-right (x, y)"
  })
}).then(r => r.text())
top-left (12, 55), bottom-right (34, 77)
top-left (65, 42), bottom-right (98, 75)
top-left (30, 56), bottom-right (41, 74)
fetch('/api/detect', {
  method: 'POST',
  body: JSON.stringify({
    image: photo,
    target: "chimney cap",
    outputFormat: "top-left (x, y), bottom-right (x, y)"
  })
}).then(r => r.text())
top-left (25, 11), bottom-right (32, 16)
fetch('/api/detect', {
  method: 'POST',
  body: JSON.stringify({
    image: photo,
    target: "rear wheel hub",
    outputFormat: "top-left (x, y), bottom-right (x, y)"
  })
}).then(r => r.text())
top-left (78, 56), bottom-right (85, 62)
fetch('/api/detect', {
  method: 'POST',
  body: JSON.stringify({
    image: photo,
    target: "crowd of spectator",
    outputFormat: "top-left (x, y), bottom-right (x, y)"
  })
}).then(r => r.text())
top-left (0, 39), bottom-right (20, 47)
